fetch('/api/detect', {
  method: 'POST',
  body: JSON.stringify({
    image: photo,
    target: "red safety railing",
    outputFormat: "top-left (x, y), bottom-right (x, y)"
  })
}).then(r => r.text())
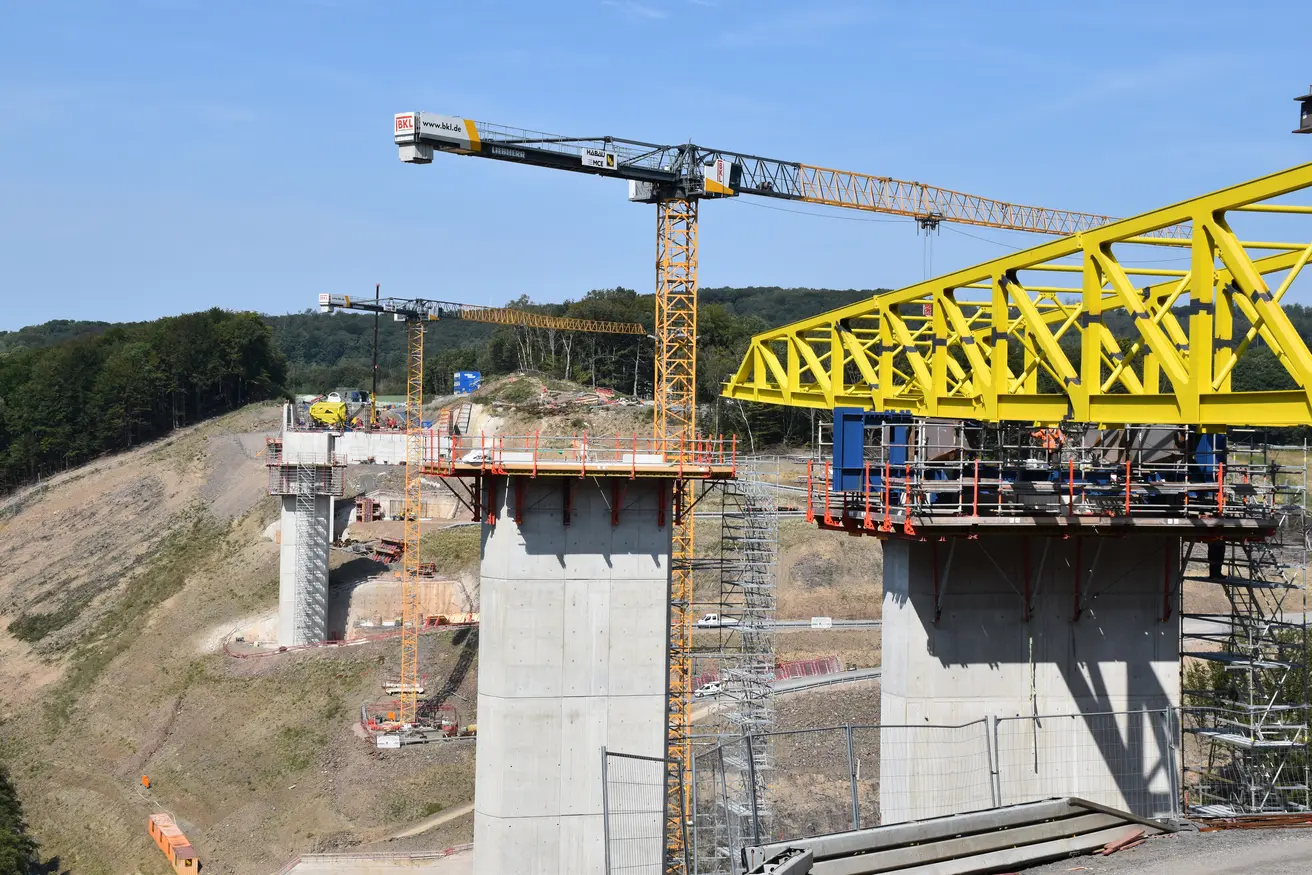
top-left (774, 655), bottom-right (842, 680)
top-left (420, 432), bottom-right (739, 475)
top-left (800, 453), bottom-right (1269, 531)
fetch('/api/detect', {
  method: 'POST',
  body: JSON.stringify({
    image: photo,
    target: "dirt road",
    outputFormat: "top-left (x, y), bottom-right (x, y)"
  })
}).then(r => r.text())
top-left (390, 801), bottom-right (475, 839)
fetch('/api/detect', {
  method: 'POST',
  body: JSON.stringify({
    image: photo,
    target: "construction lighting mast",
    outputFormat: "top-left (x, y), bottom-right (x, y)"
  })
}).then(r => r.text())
top-left (319, 293), bottom-right (645, 724)
top-left (389, 110), bottom-right (1181, 872)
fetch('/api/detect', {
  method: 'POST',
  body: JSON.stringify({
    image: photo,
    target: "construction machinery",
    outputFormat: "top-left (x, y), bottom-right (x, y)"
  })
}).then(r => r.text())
top-left (391, 110), bottom-right (1171, 872)
top-left (317, 293), bottom-right (645, 726)
top-left (308, 400), bottom-right (348, 428)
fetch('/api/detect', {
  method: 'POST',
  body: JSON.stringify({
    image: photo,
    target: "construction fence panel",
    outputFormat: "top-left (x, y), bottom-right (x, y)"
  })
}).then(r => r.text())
top-left (859, 722), bottom-right (994, 825)
top-left (603, 749), bottom-right (669, 875)
top-left (995, 709), bottom-right (1181, 819)
top-left (766, 727), bottom-right (860, 841)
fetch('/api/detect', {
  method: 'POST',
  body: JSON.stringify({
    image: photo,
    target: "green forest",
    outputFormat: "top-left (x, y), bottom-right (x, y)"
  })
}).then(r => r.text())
top-left (2, 287), bottom-right (1312, 491)
top-left (0, 309), bottom-right (285, 490)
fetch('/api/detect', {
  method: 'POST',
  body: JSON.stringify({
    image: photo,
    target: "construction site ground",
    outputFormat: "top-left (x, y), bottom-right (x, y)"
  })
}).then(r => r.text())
top-left (0, 392), bottom-right (892, 873)
top-left (0, 384), bottom-right (1243, 872)
top-left (1020, 825), bottom-right (1312, 874)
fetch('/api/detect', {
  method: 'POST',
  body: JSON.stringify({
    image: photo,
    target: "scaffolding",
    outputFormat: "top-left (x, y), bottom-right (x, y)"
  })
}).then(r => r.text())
top-left (266, 437), bottom-right (345, 645)
top-left (688, 465), bottom-right (779, 875)
top-left (1182, 439), bottom-right (1310, 816)
top-left (792, 417), bottom-right (1312, 819)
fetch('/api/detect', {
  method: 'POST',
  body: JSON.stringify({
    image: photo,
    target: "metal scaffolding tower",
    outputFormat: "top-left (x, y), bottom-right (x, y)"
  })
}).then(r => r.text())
top-left (293, 459), bottom-right (330, 643)
top-left (695, 467), bottom-right (779, 874)
top-left (1183, 445), bottom-right (1310, 815)
top-left (266, 434), bottom-right (344, 647)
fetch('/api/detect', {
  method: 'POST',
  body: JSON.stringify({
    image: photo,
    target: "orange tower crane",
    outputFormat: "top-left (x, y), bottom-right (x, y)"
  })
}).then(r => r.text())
top-left (389, 112), bottom-right (1185, 872)
top-left (318, 293), bottom-right (646, 724)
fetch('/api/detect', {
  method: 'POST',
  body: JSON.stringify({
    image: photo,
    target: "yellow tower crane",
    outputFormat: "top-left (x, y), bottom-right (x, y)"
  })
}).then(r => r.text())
top-left (318, 293), bottom-right (646, 725)
top-left (389, 112), bottom-right (1179, 871)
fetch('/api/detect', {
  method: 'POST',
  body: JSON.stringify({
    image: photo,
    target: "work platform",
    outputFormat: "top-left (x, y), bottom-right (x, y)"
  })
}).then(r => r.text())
top-left (419, 433), bottom-right (738, 481)
top-left (806, 415), bottom-right (1307, 821)
top-left (805, 413), bottom-right (1292, 542)
top-left (431, 436), bottom-right (736, 875)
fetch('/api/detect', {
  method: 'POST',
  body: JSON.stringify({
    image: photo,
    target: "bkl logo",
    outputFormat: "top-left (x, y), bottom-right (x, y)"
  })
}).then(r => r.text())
top-left (395, 115), bottom-right (415, 133)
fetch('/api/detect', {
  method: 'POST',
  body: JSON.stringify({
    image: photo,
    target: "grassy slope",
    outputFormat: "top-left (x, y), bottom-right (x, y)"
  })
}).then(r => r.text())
top-left (0, 407), bottom-right (480, 874)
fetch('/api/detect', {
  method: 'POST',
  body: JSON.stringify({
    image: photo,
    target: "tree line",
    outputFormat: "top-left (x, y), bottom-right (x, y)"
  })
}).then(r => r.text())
top-left (6, 290), bottom-right (1311, 492)
top-left (0, 309), bottom-right (285, 490)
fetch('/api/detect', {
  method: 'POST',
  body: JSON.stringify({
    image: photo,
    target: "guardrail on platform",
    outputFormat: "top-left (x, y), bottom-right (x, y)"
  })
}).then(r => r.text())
top-left (423, 432), bottom-right (738, 477)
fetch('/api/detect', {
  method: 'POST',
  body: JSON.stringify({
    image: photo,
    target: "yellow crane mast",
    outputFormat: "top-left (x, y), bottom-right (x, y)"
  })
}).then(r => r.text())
top-left (318, 293), bottom-right (645, 725)
top-left (389, 111), bottom-right (1171, 873)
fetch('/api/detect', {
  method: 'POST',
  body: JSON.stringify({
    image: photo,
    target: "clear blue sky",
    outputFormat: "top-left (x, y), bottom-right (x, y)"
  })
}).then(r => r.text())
top-left (1, 0), bottom-right (1309, 330)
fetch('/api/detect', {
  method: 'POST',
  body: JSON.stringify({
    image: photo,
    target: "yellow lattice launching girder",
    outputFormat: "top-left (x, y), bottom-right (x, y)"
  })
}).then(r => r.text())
top-left (654, 198), bottom-right (697, 874)
top-left (399, 319), bottom-right (424, 724)
top-left (723, 162), bottom-right (1312, 427)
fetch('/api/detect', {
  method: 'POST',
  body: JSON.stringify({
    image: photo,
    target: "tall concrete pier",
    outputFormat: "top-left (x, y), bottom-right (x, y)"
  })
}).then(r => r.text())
top-left (880, 532), bottom-right (1182, 820)
top-left (474, 476), bottom-right (672, 875)
top-left (267, 426), bottom-right (344, 646)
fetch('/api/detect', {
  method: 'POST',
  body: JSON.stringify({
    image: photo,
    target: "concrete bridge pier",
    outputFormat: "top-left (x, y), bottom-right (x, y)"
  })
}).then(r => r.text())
top-left (880, 531), bottom-right (1182, 821)
top-left (473, 475), bottom-right (673, 875)
top-left (267, 429), bottom-right (344, 647)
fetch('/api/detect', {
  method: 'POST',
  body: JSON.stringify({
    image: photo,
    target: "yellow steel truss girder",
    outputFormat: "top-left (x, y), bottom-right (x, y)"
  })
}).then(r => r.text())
top-left (795, 163), bottom-right (1191, 238)
top-left (444, 304), bottom-right (647, 335)
top-left (723, 162), bottom-right (1312, 427)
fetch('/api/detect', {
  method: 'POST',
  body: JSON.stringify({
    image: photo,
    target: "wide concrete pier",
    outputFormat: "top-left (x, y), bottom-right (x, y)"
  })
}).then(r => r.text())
top-left (474, 476), bottom-right (672, 875)
top-left (880, 533), bottom-right (1181, 820)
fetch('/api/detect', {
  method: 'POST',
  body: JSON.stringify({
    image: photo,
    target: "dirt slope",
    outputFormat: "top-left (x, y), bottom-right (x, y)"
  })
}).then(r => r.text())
top-left (0, 406), bottom-right (479, 874)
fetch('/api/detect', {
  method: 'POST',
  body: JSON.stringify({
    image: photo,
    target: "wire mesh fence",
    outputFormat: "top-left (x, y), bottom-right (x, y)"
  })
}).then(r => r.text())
top-left (684, 710), bottom-right (1188, 874)
top-left (995, 709), bottom-right (1181, 819)
top-left (603, 749), bottom-right (670, 875)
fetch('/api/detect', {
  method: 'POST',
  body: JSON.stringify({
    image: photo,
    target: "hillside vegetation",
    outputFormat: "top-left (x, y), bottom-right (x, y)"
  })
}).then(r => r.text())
top-left (0, 309), bottom-right (284, 492)
top-left (7, 288), bottom-right (1312, 492)
top-left (0, 405), bottom-right (481, 874)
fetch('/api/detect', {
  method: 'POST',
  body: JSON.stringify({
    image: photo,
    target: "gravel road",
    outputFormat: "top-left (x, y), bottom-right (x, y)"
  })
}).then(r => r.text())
top-left (1022, 827), bottom-right (1312, 875)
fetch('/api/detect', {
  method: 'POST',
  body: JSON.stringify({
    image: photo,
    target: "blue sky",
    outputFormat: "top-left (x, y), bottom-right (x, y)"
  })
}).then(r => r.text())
top-left (1, 0), bottom-right (1309, 330)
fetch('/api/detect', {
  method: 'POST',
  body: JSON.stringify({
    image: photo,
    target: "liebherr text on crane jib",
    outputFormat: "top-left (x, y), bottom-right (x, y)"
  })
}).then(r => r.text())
top-left (393, 111), bottom-right (1186, 237)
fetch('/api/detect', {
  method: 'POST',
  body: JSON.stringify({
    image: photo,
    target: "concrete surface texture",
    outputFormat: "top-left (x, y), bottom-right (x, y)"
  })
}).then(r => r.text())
top-left (881, 535), bottom-right (1180, 820)
top-left (1021, 827), bottom-right (1312, 875)
top-left (277, 430), bottom-right (336, 646)
top-left (280, 848), bottom-right (472, 874)
top-left (337, 430), bottom-right (409, 465)
top-left (338, 576), bottom-right (468, 636)
top-left (474, 477), bottom-right (672, 875)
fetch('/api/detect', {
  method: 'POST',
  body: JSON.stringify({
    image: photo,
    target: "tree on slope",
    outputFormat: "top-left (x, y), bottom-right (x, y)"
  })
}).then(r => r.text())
top-left (0, 766), bottom-right (39, 875)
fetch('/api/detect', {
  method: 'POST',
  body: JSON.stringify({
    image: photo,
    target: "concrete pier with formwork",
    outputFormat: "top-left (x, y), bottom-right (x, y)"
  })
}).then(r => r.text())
top-left (473, 476), bottom-right (672, 875)
top-left (879, 530), bottom-right (1185, 820)
top-left (267, 425), bottom-right (345, 646)
top-left (425, 435), bottom-right (735, 875)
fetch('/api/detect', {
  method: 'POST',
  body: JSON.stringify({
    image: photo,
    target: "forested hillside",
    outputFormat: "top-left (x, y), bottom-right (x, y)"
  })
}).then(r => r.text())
top-left (266, 285), bottom-right (880, 398)
top-left (0, 320), bottom-right (111, 355)
top-left (0, 309), bottom-right (285, 490)
top-left (5, 288), bottom-right (1311, 491)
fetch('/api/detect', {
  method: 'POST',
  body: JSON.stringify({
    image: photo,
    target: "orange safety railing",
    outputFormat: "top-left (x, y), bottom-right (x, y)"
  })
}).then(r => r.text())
top-left (417, 432), bottom-right (739, 474)
top-left (800, 452), bottom-right (1285, 531)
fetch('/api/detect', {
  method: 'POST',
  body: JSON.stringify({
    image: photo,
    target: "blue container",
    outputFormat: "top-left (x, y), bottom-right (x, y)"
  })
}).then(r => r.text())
top-left (454, 371), bottom-right (482, 395)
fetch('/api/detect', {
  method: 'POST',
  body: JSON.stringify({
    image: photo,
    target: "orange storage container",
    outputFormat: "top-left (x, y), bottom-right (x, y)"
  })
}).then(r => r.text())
top-left (147, 813), bottom-right (201, 873)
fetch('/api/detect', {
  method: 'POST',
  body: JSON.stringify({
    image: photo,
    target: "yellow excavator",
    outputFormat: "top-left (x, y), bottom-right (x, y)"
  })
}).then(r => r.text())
top-left (308, 400), bottom-right (348, 428)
